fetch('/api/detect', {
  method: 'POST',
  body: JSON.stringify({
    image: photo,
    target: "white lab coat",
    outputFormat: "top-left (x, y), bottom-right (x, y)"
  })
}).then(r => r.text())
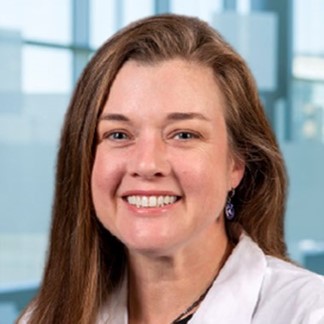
top-left (97, 234), bottom-right (324, 324)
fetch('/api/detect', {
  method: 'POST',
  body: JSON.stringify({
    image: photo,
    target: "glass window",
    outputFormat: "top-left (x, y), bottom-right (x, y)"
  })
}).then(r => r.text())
top-left (0, 6), bottom-right (72, 305)
top-left (22, 46), bottom-right (72, 94)
top-left (90, 0), bottom-right (154, 49)
top-left (291, 80), bottom-right (324, 142)
top-left (293, 0), bottom-right (324, 82)
top-left (123, 0), bottom-right (154, 26)
top-left (0, 0), bottom-right (71, 319)
top-left (236, 0), bottom-right (250, 14)
top-left (90, 0), bottom-right (117, 48)
top-left (292, 0), bottom-right (324, 142)
top-left (294, 0), bottom-right (324, 56)
top-left (0, 0), bottom-right (72, 44)
top-left (171, 0), bottom-right (222, 23)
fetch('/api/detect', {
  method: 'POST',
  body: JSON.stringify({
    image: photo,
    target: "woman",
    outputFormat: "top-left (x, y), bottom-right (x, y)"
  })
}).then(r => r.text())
top-left (18, 14), bottom-right (324, 323)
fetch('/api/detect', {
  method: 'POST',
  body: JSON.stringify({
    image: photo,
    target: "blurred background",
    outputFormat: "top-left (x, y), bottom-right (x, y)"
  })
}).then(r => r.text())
top-left (1, 0), bottom-right (324, 322)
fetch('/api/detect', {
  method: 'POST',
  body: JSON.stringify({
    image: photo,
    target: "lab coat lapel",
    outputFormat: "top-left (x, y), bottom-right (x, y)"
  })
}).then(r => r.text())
top-left (97, 277), bottom-right (128, 324)
top-left (190, 235), bottom-right (267, 324)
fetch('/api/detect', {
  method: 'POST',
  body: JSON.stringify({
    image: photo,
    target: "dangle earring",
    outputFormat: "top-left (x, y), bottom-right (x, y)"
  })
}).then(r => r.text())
top-left (225, 189), bottom-right (235, 221)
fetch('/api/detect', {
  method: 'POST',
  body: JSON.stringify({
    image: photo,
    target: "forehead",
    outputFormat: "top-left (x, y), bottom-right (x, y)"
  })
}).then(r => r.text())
top-left (102, 59), bottom-right (226, 119)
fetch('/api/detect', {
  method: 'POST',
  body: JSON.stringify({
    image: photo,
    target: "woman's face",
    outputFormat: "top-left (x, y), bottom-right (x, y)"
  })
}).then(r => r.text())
top-left (91, 59), bottom-right (244, 256)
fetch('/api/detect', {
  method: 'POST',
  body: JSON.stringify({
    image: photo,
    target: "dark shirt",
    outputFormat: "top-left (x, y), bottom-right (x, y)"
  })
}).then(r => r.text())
top-left (173, 313), bottom-right (194, 324)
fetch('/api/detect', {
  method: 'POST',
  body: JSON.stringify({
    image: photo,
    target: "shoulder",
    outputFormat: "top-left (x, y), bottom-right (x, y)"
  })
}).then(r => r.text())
top-left (264, 255), bottom-right (324, 295)
top-left (254, 255), bottom-right (324, 323)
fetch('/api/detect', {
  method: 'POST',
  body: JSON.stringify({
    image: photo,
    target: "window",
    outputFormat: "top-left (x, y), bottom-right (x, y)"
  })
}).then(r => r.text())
top-left (23, 46), bottom-right (72, 94)
top-left (0, 0), bottom-right (71, 44)
top-left (0, 0), bottom-right (73, 294)
top-left (171, 0), bottom-right (222, 22)
top-left (90, 0), bottom-right (117, 48)
top-left (292, 0), bottom-right (324, 141)
top-left (90, 0), bottom-right (154, 48)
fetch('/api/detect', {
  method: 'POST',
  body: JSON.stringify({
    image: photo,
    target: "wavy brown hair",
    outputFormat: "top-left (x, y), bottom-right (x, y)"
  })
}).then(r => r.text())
top-left (19, 14), bottom-right (288, 324)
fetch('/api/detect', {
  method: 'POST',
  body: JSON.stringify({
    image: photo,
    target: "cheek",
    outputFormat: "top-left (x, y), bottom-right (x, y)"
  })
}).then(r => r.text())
top-left (91, 149), bottom-right (124, 204)
top-left (91, 153), bottom-right (108, 196)
top-left (91, 150), bottom-right (127, 235)
top-left (177, 153), bottom-right (226, 191)
top-left (177, 149), bottom-right (230, 207)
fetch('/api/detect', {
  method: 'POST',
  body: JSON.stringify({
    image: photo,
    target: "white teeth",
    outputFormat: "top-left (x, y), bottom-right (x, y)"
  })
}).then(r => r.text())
top-left (142, 196), bottom-right (148, 207)
top-left (126, 195), bottom-right (178, 208)
top-left (128, 196), bottom-right (136, 205)
top-left (164, 196), bottom-right (170, 204)
top-left (149, 196), bottom-right (157, 207)
top-left (136, 196), bottom-right (141, 208)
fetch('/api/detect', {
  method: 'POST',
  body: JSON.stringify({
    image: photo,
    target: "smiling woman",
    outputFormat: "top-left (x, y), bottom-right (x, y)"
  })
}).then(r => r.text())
top-left (18, 14), bottom-right (324, 324)
top-left (91, 59), bottom-right (242, 256)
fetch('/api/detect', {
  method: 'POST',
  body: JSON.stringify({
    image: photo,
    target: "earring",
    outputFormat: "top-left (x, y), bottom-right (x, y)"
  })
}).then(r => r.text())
top-left (225, 189), bottom-right (235, 221)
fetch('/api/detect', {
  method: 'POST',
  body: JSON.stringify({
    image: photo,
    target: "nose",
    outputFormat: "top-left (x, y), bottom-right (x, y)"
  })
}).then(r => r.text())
top-left (127, 134), bottom-right (171, 179)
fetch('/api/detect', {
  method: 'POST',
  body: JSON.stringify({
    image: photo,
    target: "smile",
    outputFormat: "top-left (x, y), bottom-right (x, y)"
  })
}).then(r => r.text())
top-left (125, 195), bottom-right (179, 208)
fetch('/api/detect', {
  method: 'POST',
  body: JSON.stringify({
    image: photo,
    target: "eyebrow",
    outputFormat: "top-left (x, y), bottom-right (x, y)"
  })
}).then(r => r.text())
top-left (99, 113), bottom-right (130, 122)
top-left (99, 112), bottom-right (210, 122)
top-left (166, 112), bottom-right (210, 122)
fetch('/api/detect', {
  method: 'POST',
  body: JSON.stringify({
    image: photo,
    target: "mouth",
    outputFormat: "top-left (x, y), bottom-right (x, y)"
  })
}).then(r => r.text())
top-left (123, 195), bottom-right (181, 208)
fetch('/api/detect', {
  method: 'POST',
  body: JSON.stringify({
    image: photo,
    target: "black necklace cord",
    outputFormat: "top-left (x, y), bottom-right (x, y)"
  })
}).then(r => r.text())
top-left (171, 277), bottom-right (215, 323)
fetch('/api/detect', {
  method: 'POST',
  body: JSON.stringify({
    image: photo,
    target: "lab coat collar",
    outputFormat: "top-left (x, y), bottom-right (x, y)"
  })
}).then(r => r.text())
top-left (97, 234), bottom-right (266, 324)
top-left (190, 234), bottom-right (266, 323)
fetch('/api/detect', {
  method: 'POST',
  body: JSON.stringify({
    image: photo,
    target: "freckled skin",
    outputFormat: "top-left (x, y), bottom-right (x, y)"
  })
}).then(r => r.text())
top-left (91, 59), bottom-right (244, 257)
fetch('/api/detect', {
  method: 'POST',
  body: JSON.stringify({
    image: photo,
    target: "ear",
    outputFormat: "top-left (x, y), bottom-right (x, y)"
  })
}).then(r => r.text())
top-left (229, 156), bottom-right (245, 190)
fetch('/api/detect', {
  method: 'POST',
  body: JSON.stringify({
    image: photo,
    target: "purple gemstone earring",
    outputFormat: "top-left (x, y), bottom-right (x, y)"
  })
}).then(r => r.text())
top-left (225, 189), bottom-right (235, 221)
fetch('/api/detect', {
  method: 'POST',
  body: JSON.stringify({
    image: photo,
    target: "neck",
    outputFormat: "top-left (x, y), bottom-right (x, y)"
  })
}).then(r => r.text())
top-left (127, 225), bottom-right (233, 324)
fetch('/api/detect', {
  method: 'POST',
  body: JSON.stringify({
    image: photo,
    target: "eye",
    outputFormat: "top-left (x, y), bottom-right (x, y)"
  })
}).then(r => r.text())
top-left (102, 130), bottom-right (132, 142)
top-left (173, 131), bottom-right (200, 140)
top-left (107, 131), bottom-right (129, 140)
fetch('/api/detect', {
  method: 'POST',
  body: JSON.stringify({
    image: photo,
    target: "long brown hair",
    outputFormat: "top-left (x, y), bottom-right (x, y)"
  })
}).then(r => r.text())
top-left (19, 14), bottom-right (287, 323)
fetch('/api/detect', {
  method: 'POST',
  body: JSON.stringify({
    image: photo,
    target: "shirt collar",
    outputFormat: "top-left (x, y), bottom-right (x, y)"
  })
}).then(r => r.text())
top-left (97, 233), bottom-right (266, 324)
top-left (190, 233), bottom-right (266, 324)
